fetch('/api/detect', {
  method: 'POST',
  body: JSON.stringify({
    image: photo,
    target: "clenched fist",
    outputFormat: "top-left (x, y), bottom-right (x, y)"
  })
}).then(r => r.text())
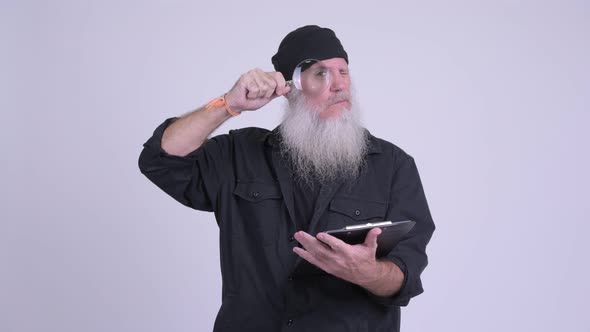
top-left (224, 69), bottom-right (291, 113)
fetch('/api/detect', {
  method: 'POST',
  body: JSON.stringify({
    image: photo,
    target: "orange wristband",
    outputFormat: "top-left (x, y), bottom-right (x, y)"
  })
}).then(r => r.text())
top-left (205, 94), bottom-right (239, 117)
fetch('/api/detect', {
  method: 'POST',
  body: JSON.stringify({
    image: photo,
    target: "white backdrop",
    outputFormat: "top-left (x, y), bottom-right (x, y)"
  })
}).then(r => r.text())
top-left (2, 0), bottom-right (589, 331)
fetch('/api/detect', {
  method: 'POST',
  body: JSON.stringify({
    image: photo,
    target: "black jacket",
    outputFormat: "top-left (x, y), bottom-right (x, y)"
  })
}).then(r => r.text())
top-left (139, 119), bottom-right (435, 332)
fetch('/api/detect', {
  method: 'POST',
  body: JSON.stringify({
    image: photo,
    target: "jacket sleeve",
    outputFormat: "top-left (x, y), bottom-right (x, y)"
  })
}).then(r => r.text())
top-left (138, 118), bottom-right (233, 212)
top-left (371, 154), bottom-right (435, 307)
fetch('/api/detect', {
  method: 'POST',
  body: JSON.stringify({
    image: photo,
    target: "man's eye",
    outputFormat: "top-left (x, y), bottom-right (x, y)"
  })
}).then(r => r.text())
top-left (315, 70), bottom-right (328, 77)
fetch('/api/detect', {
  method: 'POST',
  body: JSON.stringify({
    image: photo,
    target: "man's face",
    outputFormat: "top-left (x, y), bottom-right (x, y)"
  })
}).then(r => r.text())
top-left (303, 57), bottom-right (352, 119)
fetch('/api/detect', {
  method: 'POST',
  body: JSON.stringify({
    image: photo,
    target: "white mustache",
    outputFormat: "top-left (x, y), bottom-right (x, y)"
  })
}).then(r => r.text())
top-left (327, 92), bottom-right (351, 105)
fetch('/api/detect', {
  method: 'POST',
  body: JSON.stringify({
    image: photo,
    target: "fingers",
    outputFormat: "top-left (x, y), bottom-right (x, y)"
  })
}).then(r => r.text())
top-left (293, 231), bottom-right (352, 264)
top-left (293, 246), bottom-right (322, 267)
top-left (270, 72), bottom-right (290, 96)
top-left (293, 231), bottom-right (334, 272)
top-left (293, 231), bottom-right (335, 261)
top-left (225, 69), bottom-right (290, 113)
top-left (293, 231), bottom-right (329, 252)
top-left (244, 69), bottom-right (273, 99)
top-left (293, 230), bottom-right (381, 281)
top-left (316, 232), bottom-right (347, 252)
top-left (363, 227), bottom-right (382, 250)
top-left (294, 229), bottom-right (380, 256)
top-left (242, 69), bottom-right (287, 100)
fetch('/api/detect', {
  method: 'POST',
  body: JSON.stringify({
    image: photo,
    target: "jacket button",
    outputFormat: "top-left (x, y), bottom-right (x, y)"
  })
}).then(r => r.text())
top-left (289, 235), bottom-right (294, 241)
top-left (286, 319), bottom-right (294, 326)
top-left (355, 209), bottom-right (361, 216)
top-left (252, 192), bottom-right (259, 198)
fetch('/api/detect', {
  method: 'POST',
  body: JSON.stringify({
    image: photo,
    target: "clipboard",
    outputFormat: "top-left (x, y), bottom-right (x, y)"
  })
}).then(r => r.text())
top-left (324, 220), bottom-right (415, 257)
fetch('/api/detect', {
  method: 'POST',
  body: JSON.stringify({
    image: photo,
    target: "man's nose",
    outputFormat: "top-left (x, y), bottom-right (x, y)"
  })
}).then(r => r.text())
top-left (329, 72), bottom-right (347, 91)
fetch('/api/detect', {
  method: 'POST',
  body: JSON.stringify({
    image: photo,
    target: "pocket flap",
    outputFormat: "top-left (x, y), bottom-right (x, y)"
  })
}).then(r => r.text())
top-left (329, 197), bottom-right (387, 221)
top-left (233, 181), bottom-right (282, 203)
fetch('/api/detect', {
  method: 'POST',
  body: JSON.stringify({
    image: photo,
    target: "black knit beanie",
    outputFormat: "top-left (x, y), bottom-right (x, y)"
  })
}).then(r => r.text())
top-left (271, 25), bottom-right (348, 81)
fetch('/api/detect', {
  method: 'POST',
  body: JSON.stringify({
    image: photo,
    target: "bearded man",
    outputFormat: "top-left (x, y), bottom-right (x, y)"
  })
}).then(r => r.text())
top-left (139, 25), bottom-right (435, 332)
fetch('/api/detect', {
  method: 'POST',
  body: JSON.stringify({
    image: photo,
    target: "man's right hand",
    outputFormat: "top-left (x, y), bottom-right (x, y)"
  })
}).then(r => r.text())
top-left (224, 69), bottom-right (291, 114)
top-left (161, 69), bottom-right (290, 156)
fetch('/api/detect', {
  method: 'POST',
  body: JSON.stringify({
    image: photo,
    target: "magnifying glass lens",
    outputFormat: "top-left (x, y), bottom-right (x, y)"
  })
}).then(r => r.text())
top-left (290, 59), bottom-right (331, 97)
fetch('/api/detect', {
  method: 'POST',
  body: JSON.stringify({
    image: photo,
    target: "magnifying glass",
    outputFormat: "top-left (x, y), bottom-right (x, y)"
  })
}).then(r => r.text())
top-left (286, 59), bottom-right (331, 97)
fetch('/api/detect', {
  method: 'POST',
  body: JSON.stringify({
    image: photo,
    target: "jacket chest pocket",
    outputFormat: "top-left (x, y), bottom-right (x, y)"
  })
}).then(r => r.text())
top-left (232, 181), bottom-right (284, 246)
top-left (328, 196), bottom-right (387, 229)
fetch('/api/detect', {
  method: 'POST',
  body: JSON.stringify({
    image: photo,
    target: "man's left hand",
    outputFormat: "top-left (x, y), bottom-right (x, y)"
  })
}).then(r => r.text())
top-left (293, 228), bottom-right (388, 288)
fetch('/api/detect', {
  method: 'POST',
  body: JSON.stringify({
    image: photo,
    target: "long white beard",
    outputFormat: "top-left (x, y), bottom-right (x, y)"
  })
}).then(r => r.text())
top-left (279, 88), bottom-right (369, 185)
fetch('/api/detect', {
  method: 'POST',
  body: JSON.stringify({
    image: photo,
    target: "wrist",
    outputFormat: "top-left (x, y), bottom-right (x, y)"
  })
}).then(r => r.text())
top-left (356, 260), bottom-right (388, 289)
top-left (223, 93), bottom-right (244, 114)
top-left (205, 95), bottom-right (240, 117)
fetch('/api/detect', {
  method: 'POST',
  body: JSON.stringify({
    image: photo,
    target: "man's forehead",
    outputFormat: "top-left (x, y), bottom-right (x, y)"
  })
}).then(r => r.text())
top-left (318, 57), bottom-right (349, 69)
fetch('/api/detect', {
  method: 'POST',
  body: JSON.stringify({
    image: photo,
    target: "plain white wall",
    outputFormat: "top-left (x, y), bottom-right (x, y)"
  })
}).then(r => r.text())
top-left (2, 0), bottom-right (589, 331)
